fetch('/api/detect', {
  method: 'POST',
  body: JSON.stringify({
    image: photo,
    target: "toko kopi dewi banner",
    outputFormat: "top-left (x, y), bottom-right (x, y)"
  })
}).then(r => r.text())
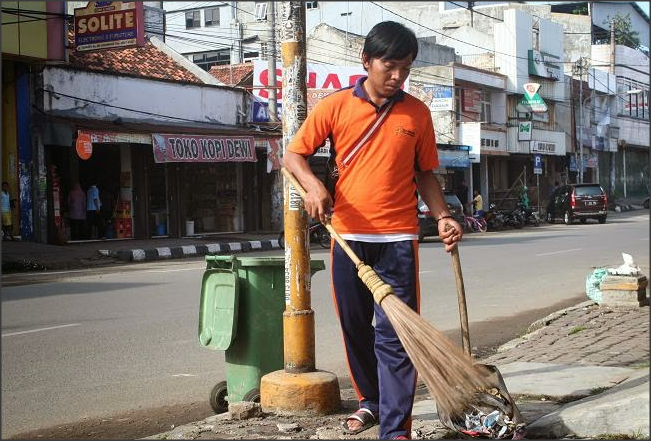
top-left (152, 134), bottom-right (257, 163)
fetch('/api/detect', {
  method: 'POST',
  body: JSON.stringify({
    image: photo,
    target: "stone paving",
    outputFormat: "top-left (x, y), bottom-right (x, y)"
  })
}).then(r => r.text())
top-left (483, 300), bottom-right (650, 368)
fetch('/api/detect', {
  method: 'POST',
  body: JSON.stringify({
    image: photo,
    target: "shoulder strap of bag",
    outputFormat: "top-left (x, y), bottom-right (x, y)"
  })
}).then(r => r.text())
top-left (340, 100), bottom-right (395, 168)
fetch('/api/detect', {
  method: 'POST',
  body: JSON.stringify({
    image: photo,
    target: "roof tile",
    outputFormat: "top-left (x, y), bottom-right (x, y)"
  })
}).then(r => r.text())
top-left (67, 30), bottom-right (203, 84)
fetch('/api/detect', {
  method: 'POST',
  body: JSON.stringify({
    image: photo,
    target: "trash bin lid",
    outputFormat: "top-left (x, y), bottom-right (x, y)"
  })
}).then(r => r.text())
top-left (198, 268), bottom-right (239, 351)
top-left (236, 257), bottom-right (325, 271)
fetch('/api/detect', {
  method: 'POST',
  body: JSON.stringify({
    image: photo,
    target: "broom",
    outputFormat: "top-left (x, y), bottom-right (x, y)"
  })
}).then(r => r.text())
top-left (281, 167), bottom-right (490, 414)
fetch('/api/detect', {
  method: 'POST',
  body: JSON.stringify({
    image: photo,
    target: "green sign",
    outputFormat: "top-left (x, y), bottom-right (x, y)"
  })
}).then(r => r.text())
top-left (520, 83), bottom-right (547, 112)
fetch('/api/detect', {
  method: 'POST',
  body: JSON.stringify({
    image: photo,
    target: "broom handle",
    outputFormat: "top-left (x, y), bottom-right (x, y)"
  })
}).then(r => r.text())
top-left (451, 247), bottom-right (472, 358)
top-left (280, 167), bottom-right (362, 267)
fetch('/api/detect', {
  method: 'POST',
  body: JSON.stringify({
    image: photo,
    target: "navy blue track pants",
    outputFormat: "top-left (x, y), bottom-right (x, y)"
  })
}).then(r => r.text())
top-left (331, 240), bottom-right (420, 439)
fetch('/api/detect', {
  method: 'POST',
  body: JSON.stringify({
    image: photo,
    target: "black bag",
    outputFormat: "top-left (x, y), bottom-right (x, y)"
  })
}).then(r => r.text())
top-left (324, 148), bottom-right (338, 201)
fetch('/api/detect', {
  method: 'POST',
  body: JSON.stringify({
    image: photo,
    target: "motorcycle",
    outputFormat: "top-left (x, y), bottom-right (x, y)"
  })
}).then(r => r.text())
top-left (278, 220), bottom-right (331, 249)
top-left (483, 203), bottom-right (505, 231)
top-left (502, 207), bottom-right (525, 229)
top-left (514, 201), bottom-right (541, 227)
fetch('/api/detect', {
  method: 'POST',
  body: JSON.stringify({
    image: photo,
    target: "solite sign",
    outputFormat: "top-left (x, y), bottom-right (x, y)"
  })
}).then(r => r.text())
top-left (74, 1), bottom-right (145, 52)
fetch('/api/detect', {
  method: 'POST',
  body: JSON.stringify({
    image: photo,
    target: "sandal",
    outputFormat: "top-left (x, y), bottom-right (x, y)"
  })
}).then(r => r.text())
top-left (342, 408), bottom-right (378, 435)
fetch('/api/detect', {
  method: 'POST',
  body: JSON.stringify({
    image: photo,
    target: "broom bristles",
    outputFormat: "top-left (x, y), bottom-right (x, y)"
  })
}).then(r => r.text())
top-left (380, 294), bottom-right (491, 415)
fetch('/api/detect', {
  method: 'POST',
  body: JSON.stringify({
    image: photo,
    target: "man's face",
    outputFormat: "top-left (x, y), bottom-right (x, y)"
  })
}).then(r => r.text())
top-left (2, 184), bottom-right (8, 192)
top-left (362, 54), bottom-right (413, 99)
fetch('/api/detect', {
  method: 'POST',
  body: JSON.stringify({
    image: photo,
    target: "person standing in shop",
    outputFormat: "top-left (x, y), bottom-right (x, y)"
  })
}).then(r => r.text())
top-left (456, 179), bottom-right (469, 214)
top-left (68, 183), bottom-right (87, 241)
top-left (472, 189), bottom-right (484, 217)
top-left (86, 182), bottom-right (104, 239)
top-left (2, 181), bottom-right (16, 241)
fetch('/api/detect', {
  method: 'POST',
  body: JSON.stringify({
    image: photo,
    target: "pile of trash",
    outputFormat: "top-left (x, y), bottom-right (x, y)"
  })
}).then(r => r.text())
top-left (447, 387), bottom-right (526, 439)
top-left (586, 253), bottom-right (642, 303)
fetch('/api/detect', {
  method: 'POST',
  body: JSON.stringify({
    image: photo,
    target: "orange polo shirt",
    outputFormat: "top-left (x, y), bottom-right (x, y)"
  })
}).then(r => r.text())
top-left (287, 77), bottom-right (438, 235)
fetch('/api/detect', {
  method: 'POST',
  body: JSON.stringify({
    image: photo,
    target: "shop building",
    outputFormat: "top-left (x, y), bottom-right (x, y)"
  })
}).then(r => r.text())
top-left (492, 8), bottom-right (569, 210)
top-left (32, 35), bottom-right (279, 244)
top-left (2, 2), bottom-right (67, 241)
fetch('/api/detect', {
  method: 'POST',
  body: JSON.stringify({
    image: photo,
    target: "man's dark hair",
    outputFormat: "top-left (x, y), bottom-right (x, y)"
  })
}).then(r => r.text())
top-left (363, 21), bottom-right (418, 62)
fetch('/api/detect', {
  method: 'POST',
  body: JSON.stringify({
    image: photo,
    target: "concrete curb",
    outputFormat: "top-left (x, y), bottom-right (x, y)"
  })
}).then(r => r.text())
top-left (99, 239), bottom-right (282, 262)
top-left (613, 203), bottom-right (645, 212)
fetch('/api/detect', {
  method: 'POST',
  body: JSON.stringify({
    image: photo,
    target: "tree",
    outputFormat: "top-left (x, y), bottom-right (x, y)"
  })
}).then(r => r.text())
top-left (604, 13), bottom-right (641, 50)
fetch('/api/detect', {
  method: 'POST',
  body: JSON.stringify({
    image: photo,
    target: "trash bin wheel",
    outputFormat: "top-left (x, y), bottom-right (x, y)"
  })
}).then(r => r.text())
top-left (242, 388), bottom-right (261, 403)
top-left (209, 381), bottom-right (229, 414)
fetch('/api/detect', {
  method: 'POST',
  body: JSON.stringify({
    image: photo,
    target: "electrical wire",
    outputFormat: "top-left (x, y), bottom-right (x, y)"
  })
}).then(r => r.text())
top-left (6, 5), bottom-right (647, 132)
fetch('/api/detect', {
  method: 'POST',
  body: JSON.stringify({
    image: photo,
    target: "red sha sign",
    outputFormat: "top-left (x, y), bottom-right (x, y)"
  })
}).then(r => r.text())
top-left (74, 1), bottom-right (144, 52)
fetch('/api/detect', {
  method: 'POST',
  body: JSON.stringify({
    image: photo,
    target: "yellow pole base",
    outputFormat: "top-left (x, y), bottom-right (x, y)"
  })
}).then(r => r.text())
top-left (260, 369), bottom-right (340, 415)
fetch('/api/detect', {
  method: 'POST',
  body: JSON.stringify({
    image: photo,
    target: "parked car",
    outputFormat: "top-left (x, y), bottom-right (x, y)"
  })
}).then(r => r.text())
top-left (546, 183), bottom-right (608, 225)
top-left (644, 197), bottom-right (649, 209)
top-left (417, 192), bottom-right (465, 242)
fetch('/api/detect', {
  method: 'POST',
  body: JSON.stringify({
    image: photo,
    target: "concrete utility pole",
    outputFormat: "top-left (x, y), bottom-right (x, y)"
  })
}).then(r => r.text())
top-left (609, 18), bottom-right (617, 197)
top-left (267, 1), bottom-right (278, 123)
top-left (260, 1), bottom-right (340, 416)
top-left (578, 57), bottom-right (585, 184)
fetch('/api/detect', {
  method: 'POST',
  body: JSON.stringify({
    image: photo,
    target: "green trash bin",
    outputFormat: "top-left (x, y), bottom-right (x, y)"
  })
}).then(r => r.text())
top-left (198, 255), bottom-right (325, 413)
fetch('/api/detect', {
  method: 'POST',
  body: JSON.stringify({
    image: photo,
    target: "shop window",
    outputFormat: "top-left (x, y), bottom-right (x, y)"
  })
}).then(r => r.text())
top-left (205, 7), bottom-right (220, 27)
top-left (192, 50), bottom-right (231, 71)
top-left (185, 10), bottom-right (200, 29)
top-left (254, 2), bottom-right (267, 20)
top-left (480, 90), bottom-right (492, 123)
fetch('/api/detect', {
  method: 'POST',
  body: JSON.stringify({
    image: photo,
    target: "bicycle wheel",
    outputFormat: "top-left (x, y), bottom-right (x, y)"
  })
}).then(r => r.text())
top-left (462, 217), bottom-right (472, 233)
top-left (476, 218), bottom-right (488, 233)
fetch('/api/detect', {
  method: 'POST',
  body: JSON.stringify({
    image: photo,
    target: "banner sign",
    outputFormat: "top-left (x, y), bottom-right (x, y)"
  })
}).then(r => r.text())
top-left (436, 146), bottom-right (471, 168)
top-left (75, 130), bottom-right (151, 159)
top-left (518, 122), bottom-right (532, 141)
top-left (528, 49), bottom-right (561, 81)
top-left (423, 85), bottom-right (454, 111)
top-left (569, 155), bottom-right (587, 172)
top-left (252, 60), bottom-right (409, 122)
top-left (461, 88), bottom-right (482, 113)
top-left (530, 140), bottom-right (557, 155)
top-left (152, 134), bottom-right (257, 163)
top-left (458, 122), bottom-right (481, 163)
top-left (76, 132), bottom-right (93, 160)
top-left (519, 82), bottom-right (547, 113)
top-left (74, 1), bottom-right (145, 52)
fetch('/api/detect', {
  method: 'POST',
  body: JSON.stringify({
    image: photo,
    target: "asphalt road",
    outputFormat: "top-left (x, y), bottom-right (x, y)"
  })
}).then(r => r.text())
top-left (1, 211), bottom-right (648, 438)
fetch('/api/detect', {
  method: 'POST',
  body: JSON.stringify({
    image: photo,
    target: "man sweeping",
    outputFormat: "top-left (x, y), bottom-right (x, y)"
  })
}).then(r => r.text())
top-left (283, 21), bottom-right (463, 440)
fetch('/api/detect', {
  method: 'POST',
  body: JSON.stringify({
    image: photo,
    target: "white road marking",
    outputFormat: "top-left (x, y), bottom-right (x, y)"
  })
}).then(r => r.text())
top-left (535, 248), bottom-right (582, 257)
top-left (143, 266), bottom-right (204, 273)
top-left (419, 270), bottom-right (433, 274)
top-left (171, 374), bottom-right (197, 378)
top-left (641, 237), bottom-right (649, 241)
top-left (2, 323), bottom-right (80, 337)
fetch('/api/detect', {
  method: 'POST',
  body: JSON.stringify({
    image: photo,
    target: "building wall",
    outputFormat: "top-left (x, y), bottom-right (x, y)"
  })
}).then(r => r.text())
top-left (161, 1), bottom-right (237, 63)
top-left (303, 1), bottom-right (440, 38)
top-left (41, 67), bottom-right (248, 126)
top-left (592, 2), bottom-right (650, 47)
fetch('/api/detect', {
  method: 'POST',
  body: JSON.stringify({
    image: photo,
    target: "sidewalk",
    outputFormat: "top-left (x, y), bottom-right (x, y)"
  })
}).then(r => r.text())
top-left (1, 233), bottom-right (281, 273)
top-left (2, 202), bottom-right (646, 273)
top-left (144, 300), bottom-right (649, 440)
